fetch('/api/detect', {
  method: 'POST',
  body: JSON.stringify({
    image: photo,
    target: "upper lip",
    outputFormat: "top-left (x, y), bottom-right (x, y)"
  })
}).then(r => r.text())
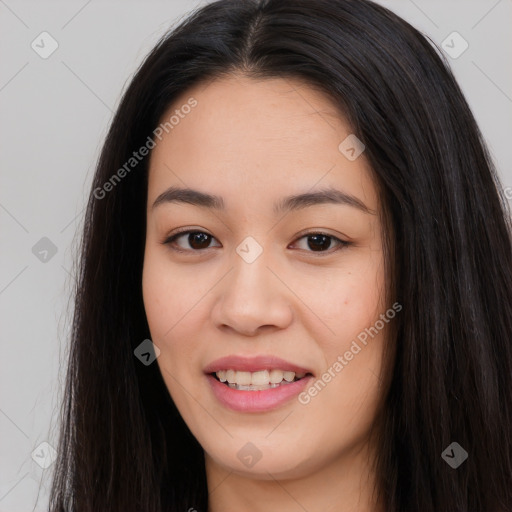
top-left (204, 355), bottom-right (313, 375)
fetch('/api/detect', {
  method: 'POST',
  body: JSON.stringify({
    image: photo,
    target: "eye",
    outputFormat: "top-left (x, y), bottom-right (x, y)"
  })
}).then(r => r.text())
top-left (290, 232), bottom-right (350, 255)
top-left (161, 229), bottom-right (350, 255)
top-left (162, 229), bottom-right (221, 252)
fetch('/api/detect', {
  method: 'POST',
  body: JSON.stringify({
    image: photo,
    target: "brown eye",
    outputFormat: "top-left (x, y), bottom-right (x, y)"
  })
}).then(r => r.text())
top-left (163, 230), bottom-right (220, 252)
top-left (305, 234), bottom-right (334, 252)
top-left (292, 233), bottom-right (350, 254)
top-left (186, 232), bottom-right (213, 250)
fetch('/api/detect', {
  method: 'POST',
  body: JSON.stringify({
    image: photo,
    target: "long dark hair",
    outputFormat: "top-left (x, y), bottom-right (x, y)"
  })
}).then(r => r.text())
top-left (48, 0), bottom-right (512, 510)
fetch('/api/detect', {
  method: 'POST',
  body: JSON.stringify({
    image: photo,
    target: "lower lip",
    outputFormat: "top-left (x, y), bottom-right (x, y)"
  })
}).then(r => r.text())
top-left (206, 374), bottom-right (313, 413)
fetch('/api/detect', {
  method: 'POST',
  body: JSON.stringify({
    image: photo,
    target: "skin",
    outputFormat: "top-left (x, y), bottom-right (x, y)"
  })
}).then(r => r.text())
top-left (142, 74), bottom-right (389, 512)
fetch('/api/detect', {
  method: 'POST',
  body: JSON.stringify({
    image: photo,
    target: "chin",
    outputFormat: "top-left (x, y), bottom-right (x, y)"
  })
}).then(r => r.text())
top-left (203, 434), bottom-right (326, 480)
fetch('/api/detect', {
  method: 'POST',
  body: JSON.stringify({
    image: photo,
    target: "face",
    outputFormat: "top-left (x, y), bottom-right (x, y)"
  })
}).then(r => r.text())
top-left (142, 75), bottom-right (391, 480)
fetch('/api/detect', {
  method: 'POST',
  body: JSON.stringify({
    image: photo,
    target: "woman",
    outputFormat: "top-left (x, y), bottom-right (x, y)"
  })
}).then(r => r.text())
top-left (48, 0), bottom-right (512, 510)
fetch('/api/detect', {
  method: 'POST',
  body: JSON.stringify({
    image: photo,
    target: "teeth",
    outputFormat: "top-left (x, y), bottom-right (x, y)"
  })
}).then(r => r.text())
top-left (251, 370), bottom-right (270, 386)
top-left (236, 371), bottom-right (252, 386)
top-left (269, 369), bottom-right (285, 384)
top-left (227, 382), bottom-right (281, 391)
top-left (214, 369), bottom-right (308, 387)
top-left (283, 371), bottom-right (295, 382)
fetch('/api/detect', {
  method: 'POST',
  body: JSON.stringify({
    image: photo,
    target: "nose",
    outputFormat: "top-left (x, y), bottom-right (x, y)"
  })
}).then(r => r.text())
top-left (210, 248), bottom-right (293, 336)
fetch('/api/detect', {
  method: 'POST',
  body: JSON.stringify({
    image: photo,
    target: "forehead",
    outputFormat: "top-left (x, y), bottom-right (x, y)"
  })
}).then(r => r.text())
top-left (147, 75), bottom-right (378, 214)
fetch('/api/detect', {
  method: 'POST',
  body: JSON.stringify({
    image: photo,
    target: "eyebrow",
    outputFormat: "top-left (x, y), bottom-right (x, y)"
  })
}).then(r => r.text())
top-left (151, 185), bottom-right (374, 215)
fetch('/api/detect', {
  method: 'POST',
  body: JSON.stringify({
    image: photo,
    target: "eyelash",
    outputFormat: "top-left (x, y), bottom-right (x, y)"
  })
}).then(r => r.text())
top-left (161, 228), bottom-right (351, 256)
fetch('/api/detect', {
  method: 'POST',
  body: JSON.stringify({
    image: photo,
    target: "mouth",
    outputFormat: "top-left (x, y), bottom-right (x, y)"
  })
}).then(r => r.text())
top-left (203, 355), bottom-right (315, 412)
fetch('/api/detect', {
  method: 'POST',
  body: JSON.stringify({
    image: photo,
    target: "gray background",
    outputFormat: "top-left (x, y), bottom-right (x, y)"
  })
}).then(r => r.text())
top-left (1, 1), bottom-right (511, 510)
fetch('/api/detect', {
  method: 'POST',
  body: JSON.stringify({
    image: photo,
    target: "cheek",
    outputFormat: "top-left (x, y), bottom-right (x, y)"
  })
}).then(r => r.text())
top-left (142, 250), bottom-right (209, 381)
top-left (302, 258), bottom-right (387, 421)
top-left (142, 256), bottom-right (203, 414)
top-left (142, 255), bottom-right (171, 338)
top-left (142, 251), bottom-right (189, 370)
top-left (299, 301), bottom-right (388, 451)
top-left (142, 249), bottom-right (198, 336)
top-left (306, 261), bottom-right (386, 350)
